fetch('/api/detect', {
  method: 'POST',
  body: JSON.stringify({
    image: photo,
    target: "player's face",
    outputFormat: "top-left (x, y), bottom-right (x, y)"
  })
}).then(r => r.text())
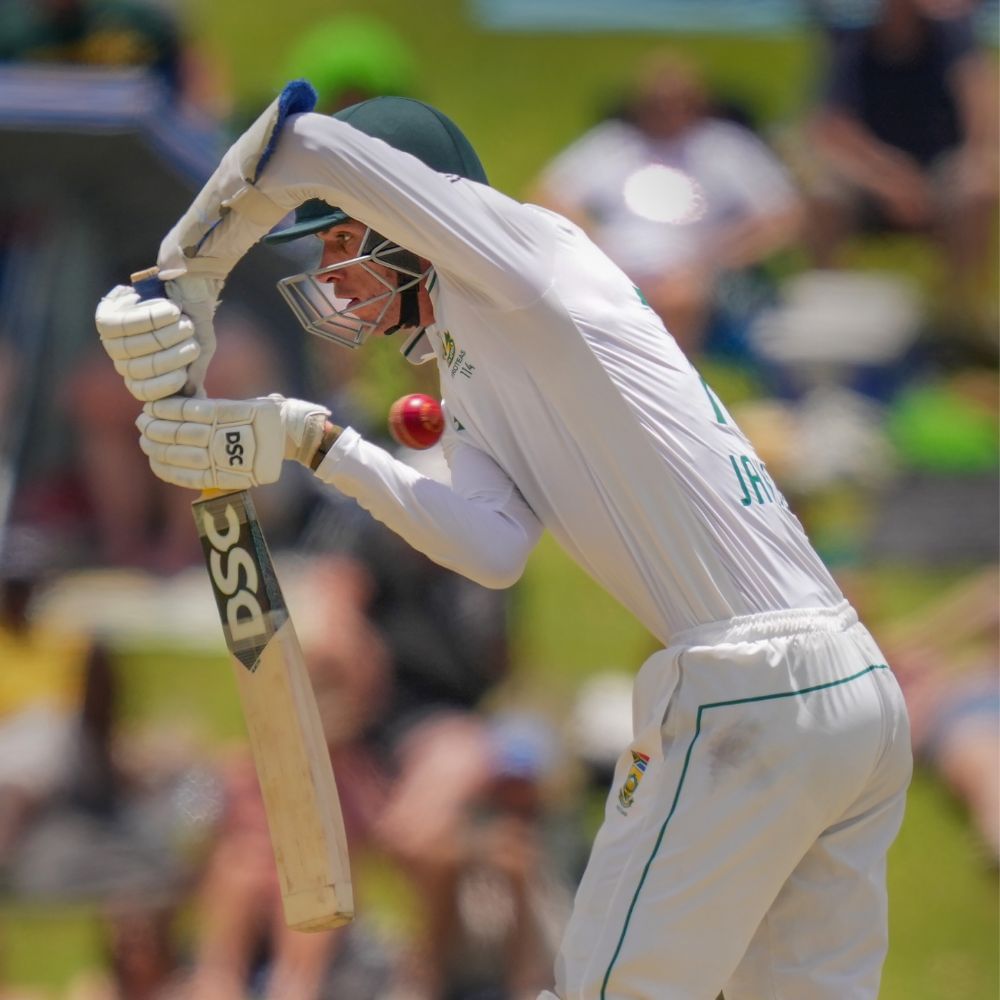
top-left (276, 219), bottom-right (429, 349)
top-left (315, 222), bottom-right (400, 336)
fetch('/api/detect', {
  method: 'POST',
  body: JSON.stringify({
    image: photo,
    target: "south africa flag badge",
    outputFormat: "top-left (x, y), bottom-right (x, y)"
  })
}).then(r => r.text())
top-left (617, 750), bottom-right (651, 814)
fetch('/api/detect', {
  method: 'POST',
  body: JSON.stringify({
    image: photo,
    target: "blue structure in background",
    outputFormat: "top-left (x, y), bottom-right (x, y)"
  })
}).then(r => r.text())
top-left (470, 0), bottom-right (999, 38)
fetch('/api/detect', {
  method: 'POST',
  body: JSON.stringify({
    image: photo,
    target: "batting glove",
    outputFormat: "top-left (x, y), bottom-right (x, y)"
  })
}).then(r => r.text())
top-left (163, 274), bottom-right (221, 396)
top-left (267, 394), bottom-right (333, 466)
top-left (95, 276), bottom-right (221, 401)
top-left (137, 395), bottom-right (333, 491)
top-left (95, 285), bottom-right (202, 401)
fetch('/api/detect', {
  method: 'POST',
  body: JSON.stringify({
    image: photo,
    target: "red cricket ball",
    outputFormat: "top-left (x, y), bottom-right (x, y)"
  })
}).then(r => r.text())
top-left (388, 393), bottom-right (445, 450)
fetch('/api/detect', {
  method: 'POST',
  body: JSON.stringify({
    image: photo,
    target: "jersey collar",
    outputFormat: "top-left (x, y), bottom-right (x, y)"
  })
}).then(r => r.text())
top-left (398, 268), bottom-right (438, 365)
top-left (400, 325), bottom-right (437, 365)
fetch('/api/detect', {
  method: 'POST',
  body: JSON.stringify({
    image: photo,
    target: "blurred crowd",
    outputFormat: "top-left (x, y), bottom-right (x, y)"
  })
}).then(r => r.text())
top-left (0, 0), bottom-right (997, 997)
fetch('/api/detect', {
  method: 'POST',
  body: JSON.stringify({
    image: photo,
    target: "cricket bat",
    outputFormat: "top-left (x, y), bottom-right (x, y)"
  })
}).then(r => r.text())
top-left (131, 268), bottom-right (354, 931)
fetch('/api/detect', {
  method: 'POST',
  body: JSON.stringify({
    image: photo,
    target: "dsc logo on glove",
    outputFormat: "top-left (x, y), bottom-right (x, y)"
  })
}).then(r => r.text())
top-left (225, 430), bottom-right (246, 466)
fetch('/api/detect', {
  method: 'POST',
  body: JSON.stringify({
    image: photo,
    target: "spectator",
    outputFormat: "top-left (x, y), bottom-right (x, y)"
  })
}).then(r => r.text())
top-left (387, 712), bottom-right (577, 1000)
top-left (0, 0), bottom-right (227, 116)
top-left (804, 0), bottom-right (999, 337)
top-left (0, 527), bottom-right (86, 872)
top-left (180, 743), bottom-right (395, 1000)
top-left (64, 899), bottom-right (187, 1000)
top-left (0, 526), bottom-right (199, 910)
top-left (0, 0), bottom-right (234, 562)
top-left (530, 50), bottom-right (804, 356)
top-left (867, 567), bottom-right (999, 864)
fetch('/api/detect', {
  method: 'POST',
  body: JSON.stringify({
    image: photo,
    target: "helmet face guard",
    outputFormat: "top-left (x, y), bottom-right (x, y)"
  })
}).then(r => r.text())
top-left (265, 96), bottom-right (488, 349)
top-left (277, 228), bottom-right (429, 349)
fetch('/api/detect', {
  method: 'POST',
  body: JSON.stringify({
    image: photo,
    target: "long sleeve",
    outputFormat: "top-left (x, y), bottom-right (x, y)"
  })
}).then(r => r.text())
top-left (314, 427), bottom-right (543, 589)
top-left (252, 113), bottom-right (555, 310)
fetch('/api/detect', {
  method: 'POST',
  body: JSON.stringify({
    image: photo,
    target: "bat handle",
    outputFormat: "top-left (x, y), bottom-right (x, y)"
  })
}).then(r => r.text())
top-left (130, 266), bottom-right (167, 302)
top-left (131, 266), bottom-right (230, 504)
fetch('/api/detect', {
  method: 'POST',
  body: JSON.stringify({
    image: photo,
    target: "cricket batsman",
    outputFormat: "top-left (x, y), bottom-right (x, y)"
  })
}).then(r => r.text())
top-left (94, 83), bottom-right (912, 999)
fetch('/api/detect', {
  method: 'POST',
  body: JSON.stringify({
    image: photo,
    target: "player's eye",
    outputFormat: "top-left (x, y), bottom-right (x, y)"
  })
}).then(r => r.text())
top-left (316, 230), bottom-right (352, 247)
top-left (323, 232), bottom-right (350, 253)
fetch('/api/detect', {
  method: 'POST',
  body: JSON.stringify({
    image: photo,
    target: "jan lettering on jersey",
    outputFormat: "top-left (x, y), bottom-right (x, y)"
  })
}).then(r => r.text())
top-left (730, 453), bottom-right (788, 509)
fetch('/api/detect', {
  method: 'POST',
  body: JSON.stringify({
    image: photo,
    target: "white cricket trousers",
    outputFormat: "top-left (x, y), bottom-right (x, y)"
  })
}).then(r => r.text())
top-left (545, 601), bottom-right (912, 1000)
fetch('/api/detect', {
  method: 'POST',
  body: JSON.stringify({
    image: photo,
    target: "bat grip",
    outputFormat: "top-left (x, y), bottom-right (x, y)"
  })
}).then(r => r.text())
top-left (130, 266), bottom-right (229, 503)
top-left (130, 266), bottom-right (167, 302)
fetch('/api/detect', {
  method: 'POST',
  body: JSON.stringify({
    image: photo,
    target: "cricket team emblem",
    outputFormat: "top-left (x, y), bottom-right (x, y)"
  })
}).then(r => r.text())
top-left (617, 750), bottom-right (651, 814)
top-left (436, 329), bottom-right (476, 380)
top-left (440, 330), bottom-right (457, 366)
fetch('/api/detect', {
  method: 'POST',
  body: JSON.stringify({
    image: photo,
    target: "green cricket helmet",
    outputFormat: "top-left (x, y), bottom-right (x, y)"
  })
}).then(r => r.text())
top-left (266, 96), bottom-right (488, 350)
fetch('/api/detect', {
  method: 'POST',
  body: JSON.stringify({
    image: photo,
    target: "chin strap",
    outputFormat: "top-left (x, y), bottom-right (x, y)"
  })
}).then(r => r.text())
top-left (365, 230), bottom-right (425, 338)
top-left (385, 276), bottom-right (422, 337)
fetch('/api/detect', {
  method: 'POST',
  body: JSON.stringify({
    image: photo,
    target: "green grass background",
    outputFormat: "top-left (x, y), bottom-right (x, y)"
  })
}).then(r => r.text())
top-left (2, 1), bottom-right (997, 995)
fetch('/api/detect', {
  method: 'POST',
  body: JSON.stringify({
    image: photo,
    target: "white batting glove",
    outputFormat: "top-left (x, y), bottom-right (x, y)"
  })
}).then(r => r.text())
top-left (163, 275), bottom-right (221, 396)
top-left (96, 285), bottom-right (201, 401)
top-left (137, 396), bottom-right (286, 491)
top-left (95, 278), bottom-right (221, 401)
top-left (267, 394), bottom-right (332, 466)
top-left (137, 395), bottom-right (332, 491)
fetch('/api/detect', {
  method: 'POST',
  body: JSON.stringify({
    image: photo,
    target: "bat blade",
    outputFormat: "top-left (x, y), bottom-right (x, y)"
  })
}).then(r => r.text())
top-left (194, 489), bottom-right (354, 931)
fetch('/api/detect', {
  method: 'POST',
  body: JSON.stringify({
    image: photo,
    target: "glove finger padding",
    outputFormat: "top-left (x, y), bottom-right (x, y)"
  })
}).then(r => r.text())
top-left (146, 397), bottom-right (264, 424)
top-left (100, 316), bottom-right (196, 361)
top-left (136, 410), bottom-right (212, 448)
top-left (95, 285), bottom-right (204, 402)
top-left (137, 397), bottom-right (285, 491)
top-left (146, 460), bottom-right (215, 491)
top-left (139, 435), bottom-right (213, 469)
top-left (127, 370), bottom-right (191, 403)
top-left (112, 338), bottom-right (201, 381)
top-left (96, 286), bottom-right (180, 339)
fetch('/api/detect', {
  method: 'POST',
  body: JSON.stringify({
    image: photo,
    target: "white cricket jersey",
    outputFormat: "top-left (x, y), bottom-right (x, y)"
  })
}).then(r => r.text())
top-left (260, 113), bottom-right (843, 644)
